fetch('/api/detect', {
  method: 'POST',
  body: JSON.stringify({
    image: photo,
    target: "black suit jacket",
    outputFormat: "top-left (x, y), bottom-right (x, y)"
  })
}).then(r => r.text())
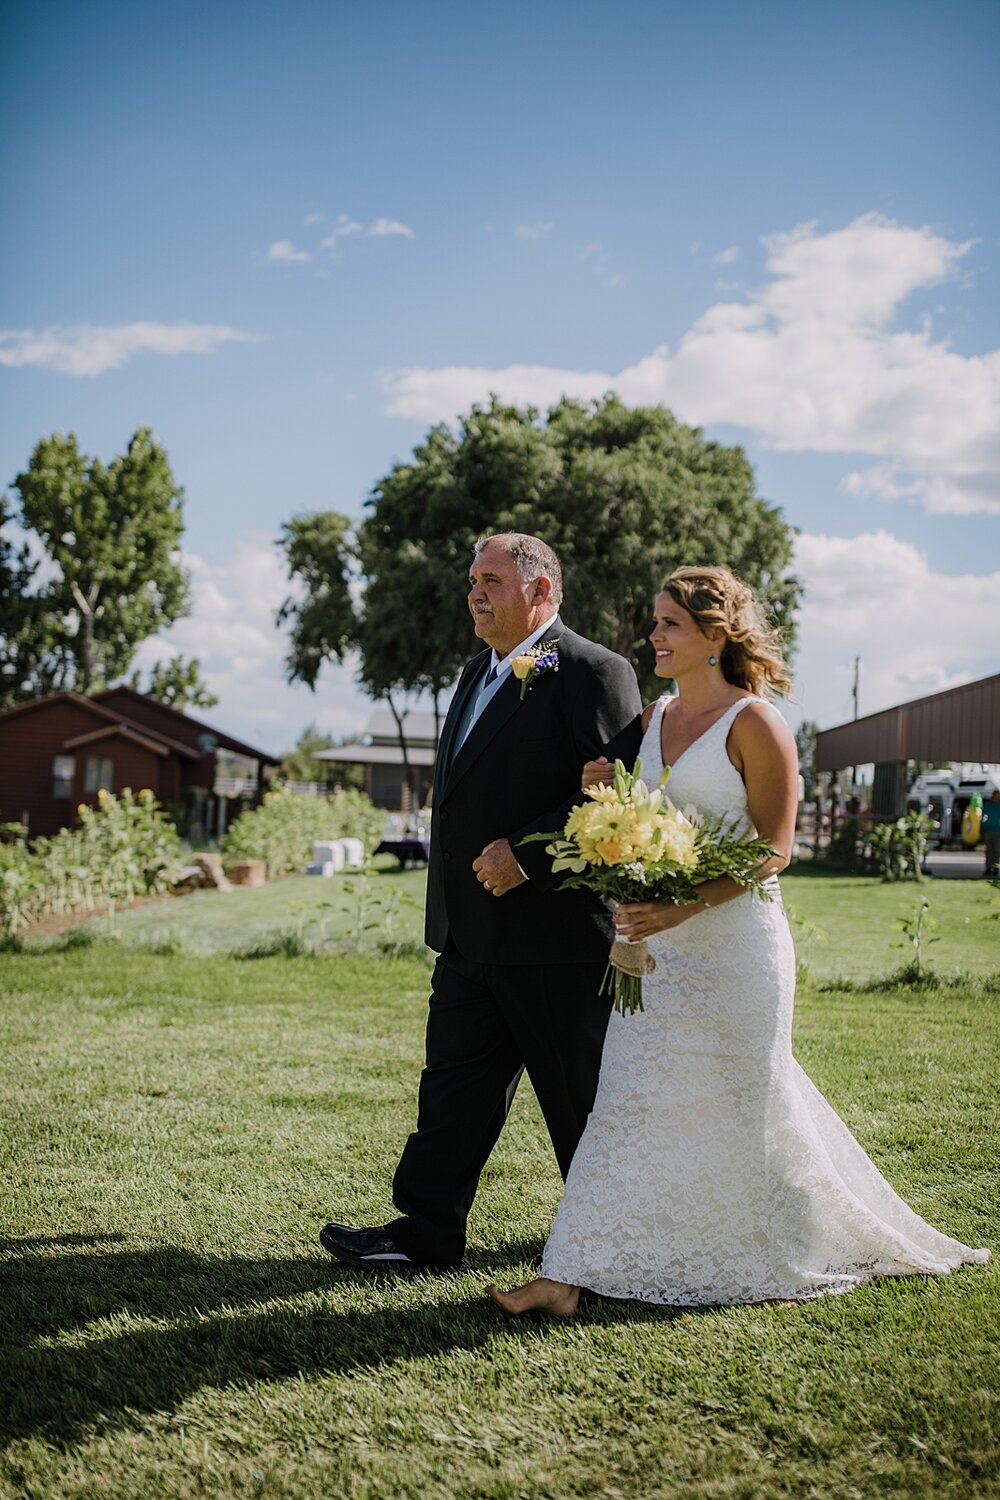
top-left (425, 621), bottom-right (643, 965)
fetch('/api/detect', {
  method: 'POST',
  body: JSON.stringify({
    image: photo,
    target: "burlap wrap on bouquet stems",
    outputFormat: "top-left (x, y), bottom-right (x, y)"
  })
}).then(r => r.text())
top-left (601, 917), bottom-right (656, 1015)
top-left (609, 936), bottom-right (655, 981)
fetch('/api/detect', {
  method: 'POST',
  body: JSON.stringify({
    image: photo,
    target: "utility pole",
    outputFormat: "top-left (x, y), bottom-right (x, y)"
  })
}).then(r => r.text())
top-left (852, 656), bottom-right (860, 720)
top-left (850, 657), bottom-right (860, 794)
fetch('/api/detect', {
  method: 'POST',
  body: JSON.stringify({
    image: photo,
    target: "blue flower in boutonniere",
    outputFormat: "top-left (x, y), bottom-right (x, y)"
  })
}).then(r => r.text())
top-left (510, 640), bottom-right (560, 700)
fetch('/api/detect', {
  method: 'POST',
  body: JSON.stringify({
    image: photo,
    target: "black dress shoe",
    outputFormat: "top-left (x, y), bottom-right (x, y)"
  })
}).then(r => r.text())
top-left (320, 1222), bottom-right (415, 1270)
top-left (531, 1252), bottom-right (543, 1274)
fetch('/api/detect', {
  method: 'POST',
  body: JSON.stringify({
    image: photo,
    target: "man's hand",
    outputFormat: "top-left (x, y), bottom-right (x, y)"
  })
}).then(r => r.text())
top-left (472, 838), bottom-right (527, 897)
top-left (582, 755), bottom-right (615, 790)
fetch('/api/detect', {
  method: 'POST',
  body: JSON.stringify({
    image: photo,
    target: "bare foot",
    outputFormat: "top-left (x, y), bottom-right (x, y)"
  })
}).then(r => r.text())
top-left (486, 1276), bottom-right (581, 1318)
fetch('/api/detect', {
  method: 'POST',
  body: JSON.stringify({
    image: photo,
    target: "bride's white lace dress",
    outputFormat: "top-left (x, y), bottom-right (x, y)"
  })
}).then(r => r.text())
top-left (541, 696), bottom-right (988, 1304)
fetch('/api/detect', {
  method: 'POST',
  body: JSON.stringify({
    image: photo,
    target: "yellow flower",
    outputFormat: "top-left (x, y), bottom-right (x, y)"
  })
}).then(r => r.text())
top-left (77, 803), bottom-right (87, 816)
top-left (510, 655), bottom-right (535, 681)
top-left (139, 788), bottom-right (153, 800)
top-left (97, 788), bottom-right (108, 802)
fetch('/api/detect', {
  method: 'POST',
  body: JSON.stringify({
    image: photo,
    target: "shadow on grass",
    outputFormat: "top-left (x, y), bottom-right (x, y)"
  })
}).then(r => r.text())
top-left (0, 1238), bottom-right (692, 1445)
top-left (0, 1232), bottom-right (125, 1253)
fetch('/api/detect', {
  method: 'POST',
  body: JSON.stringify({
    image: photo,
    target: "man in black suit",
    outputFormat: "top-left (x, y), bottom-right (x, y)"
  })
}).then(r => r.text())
top-left (321, 532), bottom-right (642, 1270)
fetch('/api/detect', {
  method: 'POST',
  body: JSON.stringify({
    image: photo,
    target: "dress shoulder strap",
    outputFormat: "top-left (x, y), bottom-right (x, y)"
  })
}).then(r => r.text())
top-left (725, 696), bottom-right (785, 734)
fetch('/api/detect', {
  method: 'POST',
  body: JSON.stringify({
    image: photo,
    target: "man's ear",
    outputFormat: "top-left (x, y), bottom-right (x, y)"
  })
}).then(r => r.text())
top-left (532, 574), bottom-right (553, 605)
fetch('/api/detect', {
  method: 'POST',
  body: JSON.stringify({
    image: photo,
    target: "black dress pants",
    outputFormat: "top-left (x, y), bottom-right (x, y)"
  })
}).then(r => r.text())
top-left (390, 943), bottom-right (611, 1267)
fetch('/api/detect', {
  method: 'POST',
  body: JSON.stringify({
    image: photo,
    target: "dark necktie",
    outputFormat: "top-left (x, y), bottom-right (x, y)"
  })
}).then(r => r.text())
top-left (482, 663), bottom-right (498, 689)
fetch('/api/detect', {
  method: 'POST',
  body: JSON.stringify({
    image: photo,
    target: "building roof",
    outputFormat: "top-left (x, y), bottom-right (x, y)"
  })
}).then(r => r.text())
top-left (315, 743), bottom-right (437, 768)
top-left (62, 723), bottom-right (173, 757)
top-left (362, 709), bottom-right (441, 746)
top-left (815, 672), bottom-right (1000, 771)
top-left (93, 685), bottom-right (279, 763)
top-left (0, 688), bottom-right (278, 765)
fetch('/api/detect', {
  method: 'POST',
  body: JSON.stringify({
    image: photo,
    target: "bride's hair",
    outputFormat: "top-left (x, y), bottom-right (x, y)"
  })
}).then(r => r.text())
top-left (662, 566), bottom-right (793, 698)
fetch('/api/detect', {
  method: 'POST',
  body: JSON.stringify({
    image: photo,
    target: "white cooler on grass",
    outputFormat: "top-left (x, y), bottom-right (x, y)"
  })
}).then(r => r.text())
top-left (312, 840), bottom-right (346, 872)
top-left (339, 837), bottom-right (365, 867)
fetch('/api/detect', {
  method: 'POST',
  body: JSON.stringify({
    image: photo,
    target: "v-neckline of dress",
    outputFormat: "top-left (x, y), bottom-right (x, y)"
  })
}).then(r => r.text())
top-left (657, 695), bottom-right (752, 774)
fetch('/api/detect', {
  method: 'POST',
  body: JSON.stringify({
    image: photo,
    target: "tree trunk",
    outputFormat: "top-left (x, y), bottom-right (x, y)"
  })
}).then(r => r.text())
top-left (70, 580), bottom-right (100, 691)
top-left (385, 692), bottom-right (416, 809)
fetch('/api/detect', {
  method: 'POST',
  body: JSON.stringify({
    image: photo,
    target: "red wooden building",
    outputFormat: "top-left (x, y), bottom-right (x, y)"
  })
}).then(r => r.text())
top-left (0, 686), bottom-right (277, 840)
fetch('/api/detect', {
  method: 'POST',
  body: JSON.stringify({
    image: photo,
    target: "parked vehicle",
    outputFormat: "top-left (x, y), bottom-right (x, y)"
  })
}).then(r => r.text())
top-left (908, 768), bottom-right (1000, 845)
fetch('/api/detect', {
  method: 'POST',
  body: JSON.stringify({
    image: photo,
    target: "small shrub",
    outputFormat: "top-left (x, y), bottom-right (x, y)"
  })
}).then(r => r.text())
top-left (868, 810), bottom-right (934, 881)
top-left (233, 930), bottom-right (308, 960)
top-left (61, 924), bottom-right (99, 950)
top-left (376, 937), bottom-right (431, 961)
top-left (222, 788), bottom-right (385, 880)
top-left (823, 817), bottom-right (866, 872)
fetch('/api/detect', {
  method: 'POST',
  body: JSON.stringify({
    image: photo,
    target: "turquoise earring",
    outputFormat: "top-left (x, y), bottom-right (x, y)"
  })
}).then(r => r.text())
top-left (709, 655), bottom-right (718, 667)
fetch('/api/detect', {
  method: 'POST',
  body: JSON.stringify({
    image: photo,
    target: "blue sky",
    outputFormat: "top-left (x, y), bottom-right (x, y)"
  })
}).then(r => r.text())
top-left (2, 0), bottom-right (998, 751)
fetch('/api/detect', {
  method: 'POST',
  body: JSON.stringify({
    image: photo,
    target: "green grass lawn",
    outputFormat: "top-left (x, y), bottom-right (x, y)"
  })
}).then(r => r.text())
top-left (21, 860), bottom-right (1000, 982)
top-left (780, 866), bottom-right (1000, 981)
top-left (2, 875), bottom-right (998, 1499)
top-left (29, 858), bottom-right (431, 957)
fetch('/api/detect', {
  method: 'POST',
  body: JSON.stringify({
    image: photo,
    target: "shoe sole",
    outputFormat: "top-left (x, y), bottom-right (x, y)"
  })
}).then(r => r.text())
top-left (319, 1227), bottom-right (415, 1270)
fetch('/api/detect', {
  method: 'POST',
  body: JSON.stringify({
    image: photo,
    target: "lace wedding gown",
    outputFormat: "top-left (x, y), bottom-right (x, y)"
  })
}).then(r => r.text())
top-left (541, 696), bottom-right (988, 1304)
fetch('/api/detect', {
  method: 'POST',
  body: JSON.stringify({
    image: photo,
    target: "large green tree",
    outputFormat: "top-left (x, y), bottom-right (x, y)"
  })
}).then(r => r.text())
top-left (0, 492), bottom-right (71, 706)
top-left (10, 428), bottom-right (189, 695)
top-left (278, 395), bottom-right (801, 750)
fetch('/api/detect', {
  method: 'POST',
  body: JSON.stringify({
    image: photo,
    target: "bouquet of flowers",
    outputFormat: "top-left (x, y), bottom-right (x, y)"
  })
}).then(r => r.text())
top-left (522, 759), bottom-right (776, 1014)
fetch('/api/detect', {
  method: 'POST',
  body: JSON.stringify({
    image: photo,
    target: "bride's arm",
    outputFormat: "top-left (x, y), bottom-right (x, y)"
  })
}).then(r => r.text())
top-left (615, 704), bottom-right (798, 939)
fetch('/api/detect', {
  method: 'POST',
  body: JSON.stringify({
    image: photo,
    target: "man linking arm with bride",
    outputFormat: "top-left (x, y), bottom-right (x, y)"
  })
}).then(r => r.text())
top-left (489, 565), bottom-right (988, 1315)
top-left (320, 532), bottom-right (643, 1271)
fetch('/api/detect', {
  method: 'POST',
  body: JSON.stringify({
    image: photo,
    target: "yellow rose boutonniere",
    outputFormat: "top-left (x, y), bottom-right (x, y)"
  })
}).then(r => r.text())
top-left (510, 640), bottom-right (559, 700)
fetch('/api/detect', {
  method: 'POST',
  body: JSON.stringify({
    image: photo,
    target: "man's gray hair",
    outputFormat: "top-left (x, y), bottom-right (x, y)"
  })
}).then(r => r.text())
top-left (473, 531), bottom-right (564, 607)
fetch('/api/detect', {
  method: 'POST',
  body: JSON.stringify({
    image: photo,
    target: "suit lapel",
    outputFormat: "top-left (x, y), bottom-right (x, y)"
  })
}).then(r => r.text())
top-left (441, 620), bottom-right (566, 800)
top-left (437, 652), bottom-right (490, 785)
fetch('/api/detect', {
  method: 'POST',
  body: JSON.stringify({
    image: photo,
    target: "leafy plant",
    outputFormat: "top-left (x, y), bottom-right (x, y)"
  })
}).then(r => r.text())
top-left (339, 866), bottom-right (422, 954)
top-left (868, 810), bottom-right (934, 882)
top-left (221, 787), bottom-right (385, 880)
top-left (893, 896), bottom-right (940, 983)
top-left (0, 789), bottom-right (182, 938)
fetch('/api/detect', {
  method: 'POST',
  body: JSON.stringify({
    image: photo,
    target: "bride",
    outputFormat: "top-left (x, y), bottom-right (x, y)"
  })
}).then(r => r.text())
top-left (488, 566), bottom-right (988, 1316)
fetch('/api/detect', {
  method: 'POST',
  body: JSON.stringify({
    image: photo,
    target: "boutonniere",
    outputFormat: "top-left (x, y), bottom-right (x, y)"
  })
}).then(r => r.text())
top-left (510, 640), bottom-right (560, 700)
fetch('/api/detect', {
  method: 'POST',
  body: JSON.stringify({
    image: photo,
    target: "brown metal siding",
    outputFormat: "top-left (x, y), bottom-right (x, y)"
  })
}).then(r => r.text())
top-left (815, 673), bottom-right (1000, 771)
top-left (814, 707), bottom-right (905, 771)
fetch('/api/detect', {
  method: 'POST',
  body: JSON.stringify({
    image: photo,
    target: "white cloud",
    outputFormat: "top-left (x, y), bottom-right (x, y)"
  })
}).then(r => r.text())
top-left (0, 322), bottom-right (257, 377)
top-left (792, 528), bottom-right (1000, 727)
top-left (133, 533), bottom-right (369, 751)
top-left (321, 212), bottom-right (364, 246)
top-left (713, 245), bottom-right (740, 265)
top-left (303, 211), bottom-right (325, 225)
top-left (515, 221), bottom-right (554, 240)
top-left (608, 274), bottom-right (626, 289)
top-left (381, 213), bottom-right (1000, 515)
top-left (267, 239), bottom-right (311, 263)
top-left (367, 218), bottom-right (414, 239)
